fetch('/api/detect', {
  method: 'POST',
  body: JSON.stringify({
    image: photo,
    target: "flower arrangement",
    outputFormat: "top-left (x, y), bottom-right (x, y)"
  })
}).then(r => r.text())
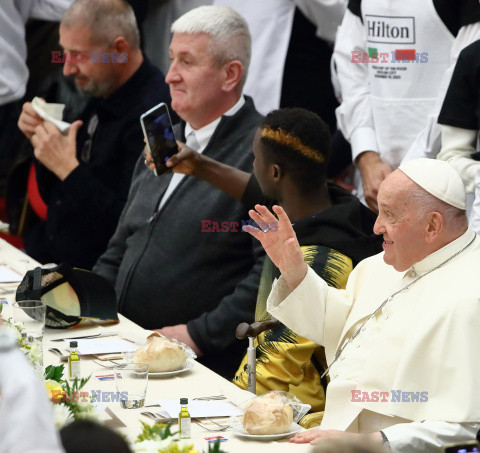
top-left (44, 364), bottom-right (99, 427)
top-left (131, 421), bottom-right (227, 453)
top-left (4, 317), bottom-right (42, 372)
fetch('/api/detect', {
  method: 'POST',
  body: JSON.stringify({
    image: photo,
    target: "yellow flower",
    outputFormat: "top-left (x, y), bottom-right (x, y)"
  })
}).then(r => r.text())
top-left (45, 380), bottom-right (65, 402)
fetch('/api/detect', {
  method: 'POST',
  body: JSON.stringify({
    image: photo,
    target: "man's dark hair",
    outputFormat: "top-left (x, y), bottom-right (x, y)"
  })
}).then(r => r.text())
top-left (60, 420), bottom-right (132, 453)
top-left (259, 108), bottom-right (330, 194)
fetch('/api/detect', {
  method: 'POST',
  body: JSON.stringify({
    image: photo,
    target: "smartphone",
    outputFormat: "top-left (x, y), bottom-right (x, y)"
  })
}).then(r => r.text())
top-left (442, 441), bottom-right (480, 453)
top-left (140, 102), bottom-right (178, 176)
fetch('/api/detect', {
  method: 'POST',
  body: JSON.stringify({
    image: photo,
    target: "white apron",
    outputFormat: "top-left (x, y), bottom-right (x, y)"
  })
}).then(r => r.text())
top-left (363, 0), bottom-right (454, 169)
top-left (214, 0), bottom-right (295, 115)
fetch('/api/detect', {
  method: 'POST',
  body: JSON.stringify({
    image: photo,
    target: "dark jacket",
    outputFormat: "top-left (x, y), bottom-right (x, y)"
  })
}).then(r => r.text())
top-left (24, 59), bottom-right (170, 269)
top-left (242, 176), bottom-right (381, 266)
top-left (94, 97), bottom-right (264, 377)
top-left (292, 183), bottom-right (381, 266)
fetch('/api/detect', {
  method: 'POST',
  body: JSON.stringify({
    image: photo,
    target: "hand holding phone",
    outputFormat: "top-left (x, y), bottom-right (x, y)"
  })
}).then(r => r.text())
top-left (140, 102), bottom-right (178, 176)
top-left (442, 441), bottom-right (480, 453)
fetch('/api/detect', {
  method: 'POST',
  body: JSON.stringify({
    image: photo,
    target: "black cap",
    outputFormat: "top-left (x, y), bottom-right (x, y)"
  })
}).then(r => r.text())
top-left (70, 341), bottom-right (78, 347)
top-left (180, 398), bottom-right (188, 404)
top-left (16, 264), bottom-right (118, 328)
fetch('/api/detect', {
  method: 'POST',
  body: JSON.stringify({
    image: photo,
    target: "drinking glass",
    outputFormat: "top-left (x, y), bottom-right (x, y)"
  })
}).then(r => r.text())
top-left (12, 300), bottom-right (46, 374)
top-left (115, 362), bottom-right (149, 409)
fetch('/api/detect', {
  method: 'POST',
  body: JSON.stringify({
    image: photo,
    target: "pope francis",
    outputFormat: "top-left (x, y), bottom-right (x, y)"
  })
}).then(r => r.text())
top-left (244, 158), bottom-right (480, 452)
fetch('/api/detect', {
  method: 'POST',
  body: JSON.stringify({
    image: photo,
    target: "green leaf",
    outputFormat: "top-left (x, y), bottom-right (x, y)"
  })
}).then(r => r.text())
top-left (135, 420), bottom-right (177, 443)
top-left (63, 379), bottom-right (72, 396)
top-left (44, 364), bottom-right (65, 382)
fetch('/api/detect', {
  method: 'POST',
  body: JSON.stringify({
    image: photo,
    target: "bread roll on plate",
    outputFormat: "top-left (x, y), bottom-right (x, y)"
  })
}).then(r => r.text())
top-left (242, 392), bottom-right (293, 435)
top-left (134, 334), bottom-right (186, 372)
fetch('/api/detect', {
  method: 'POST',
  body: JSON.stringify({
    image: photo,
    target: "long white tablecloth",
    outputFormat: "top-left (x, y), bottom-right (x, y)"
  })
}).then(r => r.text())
top-left (0, 238), bottom-right (312, 452)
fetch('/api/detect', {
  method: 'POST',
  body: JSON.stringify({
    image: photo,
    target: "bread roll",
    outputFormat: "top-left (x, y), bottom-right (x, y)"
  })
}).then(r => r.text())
top-left (134, 335), bottom-right (186, 372)
top-left (242, 392), bottom-right (293, 435)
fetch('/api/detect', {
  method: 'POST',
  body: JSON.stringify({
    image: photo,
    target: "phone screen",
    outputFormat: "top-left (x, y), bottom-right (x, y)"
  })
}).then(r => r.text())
top-left (140, 103), bottom-right (177, 176)
top-left (443, 442), bottom-right (480, 453)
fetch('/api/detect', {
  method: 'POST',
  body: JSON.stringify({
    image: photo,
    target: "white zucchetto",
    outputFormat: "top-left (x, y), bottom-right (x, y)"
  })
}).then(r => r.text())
top-left (399, 158), bottom-right (466, 210)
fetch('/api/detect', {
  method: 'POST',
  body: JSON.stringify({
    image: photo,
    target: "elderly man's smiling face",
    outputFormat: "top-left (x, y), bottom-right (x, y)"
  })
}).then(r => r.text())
top-left (166, 33), bottom-right (229, 128)
top-left (373, 170), bottom-right (431, 271)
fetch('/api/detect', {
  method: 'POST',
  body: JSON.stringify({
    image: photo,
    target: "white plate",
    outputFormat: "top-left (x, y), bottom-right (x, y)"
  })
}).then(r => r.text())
top-left (232, 423), bottom-right (302, 440)
top-left (148, 361), bottom-right (194, 377)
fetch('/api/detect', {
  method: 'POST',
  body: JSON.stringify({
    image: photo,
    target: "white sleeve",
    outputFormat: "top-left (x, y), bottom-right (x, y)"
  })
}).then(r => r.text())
top-left (29, 0), bottom-right (73, 21)
top-left (294, 0), bottom-right (347, 42)
top-left (437, 125), bottom-right (479, 193)
top-left (468, 168), bottom-right (480, 234)
top-left (267, 266), bottom-right (353, 348)
top-left (402, 22), bottom-right (480, 164)
top-left (382, 420), bottom-right (480, 453)
top-left (333, 9), bottom-right (379, 161)
top-left (0, 344), bottom-right (65, 453)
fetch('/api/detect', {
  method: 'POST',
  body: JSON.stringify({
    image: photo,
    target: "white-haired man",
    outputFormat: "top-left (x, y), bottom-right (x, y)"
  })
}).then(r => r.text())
top-left (94, 6), bottom-right (264, 377)
top-left (17, 0), bottom-right (170, 269)
top-left (245, 158), bottom-right (480, 451)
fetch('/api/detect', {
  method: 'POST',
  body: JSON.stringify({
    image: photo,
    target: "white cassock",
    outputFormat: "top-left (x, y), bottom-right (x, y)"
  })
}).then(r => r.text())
top-left (268, 228), bottom-right (480, 452)
top-left (0, 339), bottom-right (65, 453)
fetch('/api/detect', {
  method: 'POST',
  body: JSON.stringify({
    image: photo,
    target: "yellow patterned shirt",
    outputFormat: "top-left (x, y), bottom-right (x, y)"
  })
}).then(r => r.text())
top-left (233, 245), bottom-right (352, 425)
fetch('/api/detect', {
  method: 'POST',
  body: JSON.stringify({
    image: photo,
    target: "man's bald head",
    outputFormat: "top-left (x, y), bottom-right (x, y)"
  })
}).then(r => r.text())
top-left (62, 0), bottom-right (140, 49)
top-left (374, 169), bottom-right (468, 271)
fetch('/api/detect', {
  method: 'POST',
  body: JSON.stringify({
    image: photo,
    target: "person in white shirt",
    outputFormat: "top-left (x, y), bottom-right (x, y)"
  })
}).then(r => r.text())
top-left (243, 158), bottom-right (480, 452)
top-left (0, 328), bottom-right (65, 453)
top-left (435, 38), bottom-right (480, 232)
top-left (0, 0), bottom-right (72, 110)
top-left (0, 0), bottom-right (72, 190)
top-left (333, 0), bottom-right (480, 212)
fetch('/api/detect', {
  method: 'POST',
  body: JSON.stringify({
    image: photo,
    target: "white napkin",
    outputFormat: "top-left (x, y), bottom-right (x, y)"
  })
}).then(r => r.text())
top-left (31, 97), bottom-right (71, 134)
top-left (117, 324), bottom-right (160, 345)
top-left (0, 266), bottom-right (23, 283)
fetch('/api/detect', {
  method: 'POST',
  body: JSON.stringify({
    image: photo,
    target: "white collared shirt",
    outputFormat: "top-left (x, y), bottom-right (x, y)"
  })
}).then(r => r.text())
top-left (157, 96), bottom-right (245, 210)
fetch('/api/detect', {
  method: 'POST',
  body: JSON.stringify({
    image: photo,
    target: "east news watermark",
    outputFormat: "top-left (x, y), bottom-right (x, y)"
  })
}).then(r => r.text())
top-left (351, 49), bottom-right (428, 64)
top-left (51, 51), bottom-right (128, 64)
top-left (201, 220), bottom-right (279, 233)
top-left (51, 389), bottom-right (129, 403)
top-left (352, 390), bottom-right (429, 403)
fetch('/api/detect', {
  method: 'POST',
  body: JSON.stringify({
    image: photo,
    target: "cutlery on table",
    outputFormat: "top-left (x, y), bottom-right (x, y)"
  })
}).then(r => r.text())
top-left (48, 348), bottom-right (69, 362)
top-left (92, 359), bottom-right (123, 369)
top-left (193, 395), bottom-right (226, 401)
top-left (194, 418), bottom-right (230, 432)
top-left (50, 332), bottom-right (117, 342)
top-left (141, 412), bottom-right (176, 424)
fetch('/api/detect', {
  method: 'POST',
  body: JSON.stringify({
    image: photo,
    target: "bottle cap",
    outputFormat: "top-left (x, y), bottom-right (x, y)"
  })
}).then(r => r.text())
top-left (180, 398), bottom-right (188, 404)
top-left (70, 341), bottom-right (78, 347)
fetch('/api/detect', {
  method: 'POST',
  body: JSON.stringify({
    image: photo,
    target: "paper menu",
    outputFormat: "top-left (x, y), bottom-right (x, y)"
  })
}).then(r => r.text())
top-left (0, 266), bottom-right (23, 283)
top-left (156, 399), bottom-right (242, 418)
top-left (65, 338), bottom-right (136, 355)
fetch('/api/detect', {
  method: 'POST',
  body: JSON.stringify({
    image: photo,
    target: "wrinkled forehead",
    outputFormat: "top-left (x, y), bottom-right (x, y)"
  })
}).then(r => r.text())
top-left (377, 170), bottom-right (413, 210)
top-left (170, 32), bottom-right (212, 55)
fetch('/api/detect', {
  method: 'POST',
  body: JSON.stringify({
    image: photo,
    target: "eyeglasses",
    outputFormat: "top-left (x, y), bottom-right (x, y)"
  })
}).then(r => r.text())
top-left (80, 114), bottom-right (99, 163)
